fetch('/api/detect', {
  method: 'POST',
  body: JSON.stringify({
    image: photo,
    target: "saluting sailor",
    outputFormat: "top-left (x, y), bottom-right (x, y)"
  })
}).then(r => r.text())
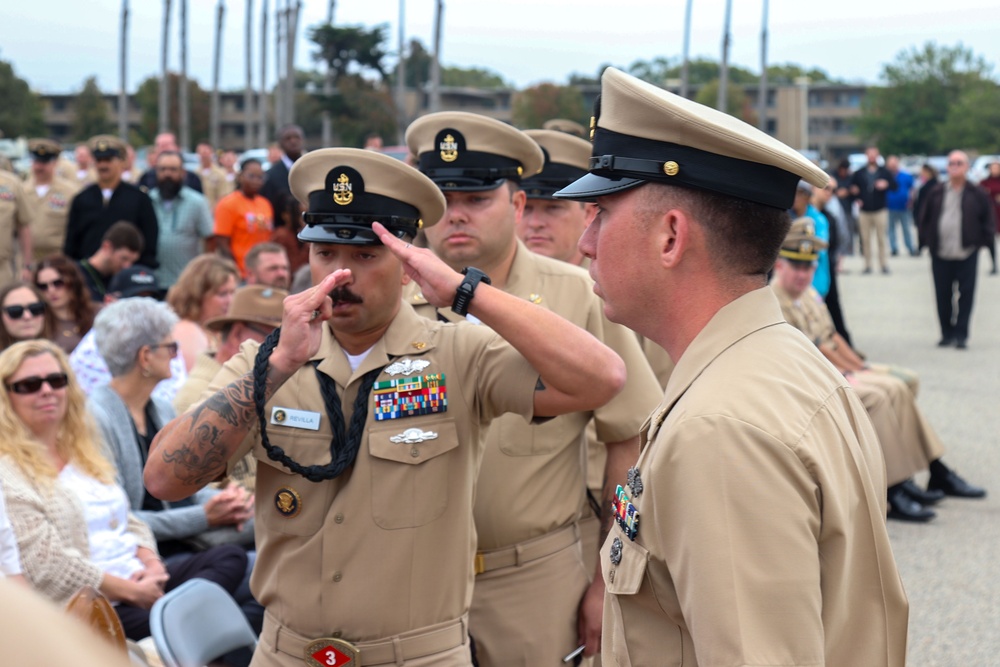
top-left (143, 148), bottom-right (626, 667)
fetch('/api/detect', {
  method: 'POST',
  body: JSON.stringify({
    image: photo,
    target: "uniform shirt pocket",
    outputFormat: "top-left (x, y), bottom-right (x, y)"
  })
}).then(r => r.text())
top-left (253, 433), bottom-right (334, 537)
top-left (604, 533), bottom-right (649, 595)
top-left (368, 418), bottom-right (459, 530)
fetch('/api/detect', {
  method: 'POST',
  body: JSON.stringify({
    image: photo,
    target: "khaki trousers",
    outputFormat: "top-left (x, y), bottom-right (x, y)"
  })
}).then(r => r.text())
top-left (578, 506), bottom-right (603, 667)
top-left (470, 538), bottom-right (589, 667)
top-left (858, 209), bottom-right (889, 271)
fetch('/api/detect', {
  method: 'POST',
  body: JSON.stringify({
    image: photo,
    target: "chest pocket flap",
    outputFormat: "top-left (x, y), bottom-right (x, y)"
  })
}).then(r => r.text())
top-left (605, 534), bottom-right (649, 596)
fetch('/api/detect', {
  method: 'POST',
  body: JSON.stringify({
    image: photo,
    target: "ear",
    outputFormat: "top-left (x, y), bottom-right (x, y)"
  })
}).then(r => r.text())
top-left (654, 207), bottom-right (693, 270)
top-left (510, 188), bottom-right (527, 221)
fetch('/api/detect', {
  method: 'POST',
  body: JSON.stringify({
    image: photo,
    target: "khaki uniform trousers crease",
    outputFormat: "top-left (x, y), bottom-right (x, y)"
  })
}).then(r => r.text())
top-left (858, 209), bottom-right (889, 270)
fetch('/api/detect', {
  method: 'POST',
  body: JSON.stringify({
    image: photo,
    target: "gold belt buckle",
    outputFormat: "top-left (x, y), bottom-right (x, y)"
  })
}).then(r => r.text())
top-left (305, 637), bottom-right (360, 667)
top-left (474, 552), bottom-right (486, 575)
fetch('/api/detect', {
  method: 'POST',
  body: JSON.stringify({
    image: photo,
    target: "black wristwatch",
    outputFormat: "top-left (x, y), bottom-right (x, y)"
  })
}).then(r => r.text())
top-left (451, 267), bottom-right (492, 316)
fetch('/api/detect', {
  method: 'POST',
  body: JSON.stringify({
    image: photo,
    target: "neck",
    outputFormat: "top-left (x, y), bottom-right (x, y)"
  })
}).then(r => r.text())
top-left (472, 239), bottom-right (518, 290)
top-left (34, 173), bottom-right (53, 186)
top-left (793, 204), bottom-right (807, 216)
top-left (949, 178), bottom-right (965, 189)
top-left (109, 372), bottom-right (157, 412)
top-left (53, 304), bottom-right (72, 320)
top-left (98, 176), bottom-right (120, 191)
top-left (88, 253), bottom-right (112, 273)
top-left (241, 188), bottom-right (257, 199)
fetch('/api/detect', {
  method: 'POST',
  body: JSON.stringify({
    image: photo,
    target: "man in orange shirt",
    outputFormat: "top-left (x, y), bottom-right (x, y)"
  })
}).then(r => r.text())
top-left (213, 159), bottom-right (274, 276)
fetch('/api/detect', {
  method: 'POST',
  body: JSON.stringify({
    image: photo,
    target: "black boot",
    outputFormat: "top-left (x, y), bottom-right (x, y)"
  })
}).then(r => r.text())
top-left (887, 484), bottom-right (936, 522)
top-left (900, 479), bottom-right (945, 505)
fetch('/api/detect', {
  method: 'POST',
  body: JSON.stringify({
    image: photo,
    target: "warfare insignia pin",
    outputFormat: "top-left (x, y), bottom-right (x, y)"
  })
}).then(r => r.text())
top-left (626, 466), bottom-right (643, 497)
top-left (390, 428), bottom-right (439, 444)
top-left (610, 537), bottom-right (623, 566)
top-left (274, 487), bottom-right (302, 518)
top-left (385, 359), bottom-right (431, 376)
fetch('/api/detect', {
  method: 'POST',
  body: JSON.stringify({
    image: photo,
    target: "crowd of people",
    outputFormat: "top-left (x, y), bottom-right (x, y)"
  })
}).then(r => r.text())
top-left (0, 69), bottom-right (992, 667)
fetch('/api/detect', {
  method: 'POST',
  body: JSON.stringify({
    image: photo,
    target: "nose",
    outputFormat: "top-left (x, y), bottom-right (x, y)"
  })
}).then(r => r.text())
top-left (579, 220), bottom-right (598, 260)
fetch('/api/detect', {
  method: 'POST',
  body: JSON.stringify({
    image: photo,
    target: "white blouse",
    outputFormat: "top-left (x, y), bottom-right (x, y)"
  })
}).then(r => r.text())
top-left (0, 484), bottom-right (22, 576)
top-left (58, 464), bottom-right (143, 580)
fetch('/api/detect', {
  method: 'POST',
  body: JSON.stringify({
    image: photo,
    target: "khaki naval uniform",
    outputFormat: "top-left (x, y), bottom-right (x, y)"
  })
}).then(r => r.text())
top-left (23, 176), bottom-right (79, 262)
top-left (773, 283), bottom-right (945, 485)
top-left (601, 287), bottom-right (908, 667)
top-left (0, 171), bottom-right (34, 288)
top-left (203, 302), bottom-right (539, 667)
top-left (409, 242), bottom-right (660, 666)
top-left (200, 164), bottom-right (236, 210)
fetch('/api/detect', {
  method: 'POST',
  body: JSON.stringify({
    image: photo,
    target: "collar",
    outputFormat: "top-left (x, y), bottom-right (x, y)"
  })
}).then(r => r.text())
top-left (647, 287), bottom-right (786, 442)
top-left (282, 154), bottom-right (295, 170)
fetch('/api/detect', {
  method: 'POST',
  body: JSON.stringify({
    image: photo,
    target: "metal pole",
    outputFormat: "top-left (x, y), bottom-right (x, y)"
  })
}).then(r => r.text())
top-left (274, 0), bottom-right (284, 128)
top-left (430, 0), bottom-right (443, 113)
top-left (680, 0), bottom-right (692, 99)
top-left (179, 0), bottom-right (190, 150)
top-left (285, 1), bottom-right (300, 125)
top-left (211, 0), bottom-right (225, 149)
top-left (119, 0), bottom-right (130, 142)
top-left (245, 0), bottom-right (254, 150)
top-left (395, 0), bottom-right (406, 144)
top-left (758, 0), bottom-right (769, 132)
top-left (718, 0), bottom-right (732, 112)
top-left (159, 0), bottom-right (173, 133)
top-left (259, 0), bottom-right (269, 146)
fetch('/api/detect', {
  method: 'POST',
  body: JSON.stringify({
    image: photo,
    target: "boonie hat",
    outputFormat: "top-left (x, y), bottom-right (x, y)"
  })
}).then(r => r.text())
top-left (521, 130), bottom-right (593, 200)
top-left (406, 111), bottom-right (544, 191)
top-left (289, 147), bottom-right (446, 245)
top-left (204, 285), bottom-right (287, 332)
top-left (554, 67), bottom-right (829, 209)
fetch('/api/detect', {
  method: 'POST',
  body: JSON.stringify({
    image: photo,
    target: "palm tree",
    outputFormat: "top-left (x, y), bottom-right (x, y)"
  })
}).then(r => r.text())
top-left (259, 0), bottom-right (269, 145)
top-left (758, 0), bottom-right (769, 131)
top-left (430, 0), bottom-right (443, 112)
top-left (179, 0), bottom-right (190, 150)
top-left (211, 0), bottom-right (225, 149)
top-left (245, 0), bottom-right (254, 148)
top-left (680, 0), bottom-right (692, 98)
top-left (718, 0), bottom-right (732, 112)
top-left (159, 0), bottom-right (173, 133)
top-left (321, 0), bottom-right (336, 146)
top-left (119, 0), bottom-right (130, 141)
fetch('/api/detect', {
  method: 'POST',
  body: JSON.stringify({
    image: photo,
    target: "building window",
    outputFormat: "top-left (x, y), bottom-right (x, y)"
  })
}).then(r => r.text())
top-left (766, 119), bottom-right (777, 134)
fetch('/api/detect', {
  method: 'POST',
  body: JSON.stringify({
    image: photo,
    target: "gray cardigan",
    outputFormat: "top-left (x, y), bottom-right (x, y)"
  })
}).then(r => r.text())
top-left (88, 384), bottom-right (215, 541)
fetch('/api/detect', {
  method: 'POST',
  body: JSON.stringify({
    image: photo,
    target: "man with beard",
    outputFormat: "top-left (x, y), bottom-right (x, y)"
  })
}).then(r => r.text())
top-left (138, 132), bottom-right (203, 193)
top-left (144, 147), bottom-right (626, 667)
top-left (214, 159), bottom-right (275, 278)
top-left (63, 135), bottom-right (159, 268)
top-left (149, 151), bottom-right (214, 287)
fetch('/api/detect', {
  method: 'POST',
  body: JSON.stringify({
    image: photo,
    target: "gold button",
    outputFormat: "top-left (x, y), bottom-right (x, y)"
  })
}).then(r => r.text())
top-left (334, 513), bottom-right (344, 524)
top-left (333, 571), bottom-right (343, 582)
top-left (663, 161), bottom-right (679, 176)
top-left (410, 447), bottom-right (420, 458)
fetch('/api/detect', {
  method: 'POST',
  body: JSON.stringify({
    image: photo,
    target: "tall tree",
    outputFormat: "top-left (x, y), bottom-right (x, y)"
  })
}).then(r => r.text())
top-left (858, 42), bottom-right (994, 155)
top-left (937, 81), bottom-right (1000, 152)
top-left (442, 66), bottom-right (507, 88)
top-left (694, 79), bottom-right (750, 121)
top-left (71, 77), bottom-right (114, 141)
top-left (309, 23), bottom-right (389, 84)
top-left (511, 83), bottom-right (586, 129)
top-left (0, 60), bottom-right (45, 138)
top-left (135, 74), bottom-right (211, 147)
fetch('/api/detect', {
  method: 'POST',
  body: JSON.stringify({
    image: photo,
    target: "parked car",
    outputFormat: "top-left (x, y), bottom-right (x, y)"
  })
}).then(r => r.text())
top-left (969, 155), bottom-right (1000, 183)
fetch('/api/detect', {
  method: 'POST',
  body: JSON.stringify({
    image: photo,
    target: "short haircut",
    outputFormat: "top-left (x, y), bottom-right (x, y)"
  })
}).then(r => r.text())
top-left (240, 158), bottom-right (262, 171)
top-left (156, 150), bottom-right (184, 166)
top-left (245, 242), bottom-right (287, 272)
top-left (93, 297), bottom-right (179, 377)
top-left (639, 183), bottom-right (792, 277)
top-left (103, 221), bottom-right (145, 254)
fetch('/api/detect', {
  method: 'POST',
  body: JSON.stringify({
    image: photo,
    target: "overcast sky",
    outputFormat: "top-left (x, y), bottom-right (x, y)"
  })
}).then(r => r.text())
top-left (5, 0), bottom-right (1000, 94)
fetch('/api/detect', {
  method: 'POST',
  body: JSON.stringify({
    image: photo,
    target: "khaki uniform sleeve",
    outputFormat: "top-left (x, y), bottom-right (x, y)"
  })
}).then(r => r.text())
top-left (12, 179), bottom-right (33, 230)
top-left (461, 326), bottom-right (539, 425)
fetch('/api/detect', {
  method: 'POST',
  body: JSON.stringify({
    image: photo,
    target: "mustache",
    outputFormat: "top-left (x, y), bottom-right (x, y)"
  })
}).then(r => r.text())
top-left (328, 286), bottom-right (363, 305)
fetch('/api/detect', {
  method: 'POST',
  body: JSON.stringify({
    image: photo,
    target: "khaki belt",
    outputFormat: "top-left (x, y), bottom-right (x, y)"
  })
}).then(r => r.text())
top-left (474, 522), bottom-right (580, 575)
top-left (265, 612), bottom-right (467, 666)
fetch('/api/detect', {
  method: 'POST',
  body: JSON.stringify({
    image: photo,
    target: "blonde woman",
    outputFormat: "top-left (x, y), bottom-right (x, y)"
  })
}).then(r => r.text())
top-left (166, 254), bottom-right (238, 371)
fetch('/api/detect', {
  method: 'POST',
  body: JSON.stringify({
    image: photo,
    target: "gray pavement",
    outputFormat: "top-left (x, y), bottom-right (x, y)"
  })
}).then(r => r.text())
top-left (837, 248), bottom-right (1000, 666)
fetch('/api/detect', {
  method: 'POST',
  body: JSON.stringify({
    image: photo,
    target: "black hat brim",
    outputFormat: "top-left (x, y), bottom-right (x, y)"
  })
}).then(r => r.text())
top-left (553, 172), bottom-right (646, 202)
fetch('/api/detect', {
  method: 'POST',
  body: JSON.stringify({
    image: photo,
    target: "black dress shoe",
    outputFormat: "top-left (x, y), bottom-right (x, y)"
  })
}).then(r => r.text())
top-left (887, 486), bottom-right (936, 522)
top-left (928, 470), bottom-right (986, 498)
top-left (937, 337), bottom-right (955, 347)
top-left (900, 479), bottom-right (945, 505)
top-left (955, 338), bottom-right (968, 349)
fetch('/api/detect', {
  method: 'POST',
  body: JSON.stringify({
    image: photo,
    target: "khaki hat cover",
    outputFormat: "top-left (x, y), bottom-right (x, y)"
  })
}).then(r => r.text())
top-left (406, 111), bottom-right (544, 191)
top-left (542, 118), bottom-right (587, 138)
top-left (289, 147), bottom-right (446, 245)
top-left (204, 285), bottom-right (288, 332)
top-left (28, 139), bottom-right (61, 162)
top-left (88, 134), bottom-right (125, 160)
top-left (522, 129), bottom-right (593, 199)
top-left (779, 216), bottom-right (829, 262)
top-left (555, 67), bottom-right (829, 209)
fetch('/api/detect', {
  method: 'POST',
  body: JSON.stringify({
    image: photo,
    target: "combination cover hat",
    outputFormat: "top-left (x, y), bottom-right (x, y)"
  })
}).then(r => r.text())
top-left (88, 135), bottom-right (125, 160)
top-left (542, 118), bottom-right (587, 138)
top-left (554, 67), bottom-right (829, 209)
top-left (28, 139), bottom-right (61, 162)
top-left (779, 216), bottom-right (829, 262)
top-left (289, 147), bottom-right (446, 245)
top-left (406, 111), bottom-right (544, 191)
top-left (521, 130), bottom-right (593, 199)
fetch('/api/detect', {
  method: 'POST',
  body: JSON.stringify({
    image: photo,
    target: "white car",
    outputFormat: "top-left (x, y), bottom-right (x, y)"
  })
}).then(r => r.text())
top-left (969, 155), bottom-right (1000, 183)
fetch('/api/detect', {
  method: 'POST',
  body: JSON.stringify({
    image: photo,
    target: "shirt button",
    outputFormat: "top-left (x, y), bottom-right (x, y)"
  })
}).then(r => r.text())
top-left (410, 447), bottom-right (420, 458)
top-left (333, 631), bottom-right (342, 639)
top-left (333, 571), bottom-right (343, 582)
top-left (334, 513), bottom-right (344, 524)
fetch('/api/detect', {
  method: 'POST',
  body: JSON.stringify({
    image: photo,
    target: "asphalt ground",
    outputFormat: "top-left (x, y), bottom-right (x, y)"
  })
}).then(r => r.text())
top-left (836, 245), bottom-right (999, 666)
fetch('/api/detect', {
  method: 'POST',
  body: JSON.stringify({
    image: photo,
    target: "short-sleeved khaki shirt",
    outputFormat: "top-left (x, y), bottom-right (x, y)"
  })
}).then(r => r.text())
top-left (24, 176), bottom-right (79, 262)
top-left (772, 282), bottom-right (836, 348)
top-left (601, 287), bottom-right (908, 667)
top-left (0, 172), bottom-right (33, 263)
top-left (202, 302), bottom-right (538, 641)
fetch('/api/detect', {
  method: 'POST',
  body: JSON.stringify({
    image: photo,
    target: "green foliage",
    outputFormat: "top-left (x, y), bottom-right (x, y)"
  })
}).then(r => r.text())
top-left (511, 83), bottom-right (586, 130)
top-left (628, 57), bottom-right (757, 86)
top-left (70, 77), bottom-right (113, 141)
top-left (0, 60), bottom-right (45, 138)
top-left (694, 80), bottom-right (751, 121)
top-left (937, 81), bottom-right (1000, 153)
top-left (765, 63), bottom-right (839, 85)
top-left (309, 23), bottom-right (390, 83)
top-left (441, 66), bottom-right (508, 89)
top-left (857, 42), bottom-right (995, 154)
top-left (133, 74), bottom-right (211, 147)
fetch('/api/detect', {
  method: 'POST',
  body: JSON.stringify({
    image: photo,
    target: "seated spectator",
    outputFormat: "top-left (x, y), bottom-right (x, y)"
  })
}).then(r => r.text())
top-left (70, 268), bottom-right (187, 405)
top-left (772, 217), bottom-right (986, 522)
top-left (0, 339), bottom-right (246, 639)
top-left (166, 255), bottom-right (239, 371)
top-left (243, 242), bottom-right (291, 290)
top-left (77, 221), bottom-right (144, 303)
top-left (213, 159), bottom-right (274, 278)
top-left (0, 283), bottom-right (54, 351)
top-left (33, 255), bottom-right (98, 354)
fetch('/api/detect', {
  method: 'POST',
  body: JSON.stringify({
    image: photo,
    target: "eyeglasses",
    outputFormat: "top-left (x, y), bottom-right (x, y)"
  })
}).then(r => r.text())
top-left (3, 302), bottom-right (45, 319)
top-left (35, 278), bottom-right (66, 291)
top-left (6, 372), bottom-right (69, 395)
top-left (150, 341), bottom-right (180, 356)
top-left (948, 161), bottom-right (967, 166)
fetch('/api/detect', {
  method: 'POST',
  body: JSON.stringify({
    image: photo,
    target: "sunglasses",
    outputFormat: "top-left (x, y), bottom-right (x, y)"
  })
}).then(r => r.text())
top-left (35, 278), bottom-right (66, 291)
top-left (3, 302), bottom-right (45, 319)
top-left (6, 372), bottom-right (69, 395)
top-left (150, 341), bottom-right (180, 356)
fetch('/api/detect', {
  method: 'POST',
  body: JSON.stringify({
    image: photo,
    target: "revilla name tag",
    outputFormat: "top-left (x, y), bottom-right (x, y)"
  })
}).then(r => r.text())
top-left (270, 407), bottom-right (322, 431)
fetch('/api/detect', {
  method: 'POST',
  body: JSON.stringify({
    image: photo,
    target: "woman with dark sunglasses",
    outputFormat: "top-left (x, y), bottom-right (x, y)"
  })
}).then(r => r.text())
top-left (33, 255), bottom-right (99, 354)
top-left (0, 339), bottom-right (247, 641)
top-left (0, 282), bottom-right (54, 350)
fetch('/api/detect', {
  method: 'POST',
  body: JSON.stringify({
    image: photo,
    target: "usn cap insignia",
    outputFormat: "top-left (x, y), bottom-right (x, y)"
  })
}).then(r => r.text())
top-left (439, 133), bottom-right (459, 162)
top-left (332, 172), bottom-right (353, 206)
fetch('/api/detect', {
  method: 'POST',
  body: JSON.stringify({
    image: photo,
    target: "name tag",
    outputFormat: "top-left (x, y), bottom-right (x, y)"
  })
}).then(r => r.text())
top-left (271, 407), bottom-right (321, 431)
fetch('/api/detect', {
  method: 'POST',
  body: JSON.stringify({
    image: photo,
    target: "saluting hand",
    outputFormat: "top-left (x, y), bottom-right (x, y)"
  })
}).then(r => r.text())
top-left (373, 222), bottom-right (464, 308)
top-left (270, 269), bottom-right (352, 376)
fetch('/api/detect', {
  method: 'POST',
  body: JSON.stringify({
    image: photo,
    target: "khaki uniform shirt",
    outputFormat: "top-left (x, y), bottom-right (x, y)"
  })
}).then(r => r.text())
top-left (200, 164), bottom-right (236, 210)
top-left (601, 287), bottom-right (908, 667)
top-left (409, 242), bottom-right (660, 549)
top-left (0, 172), bottom-right (34, 287)
top-left (771, 283), bottom-right (836, 347)
top-left (24, 176), bottom-right (79, 262)
top-left (203, 302), bottom-right (538, 641)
